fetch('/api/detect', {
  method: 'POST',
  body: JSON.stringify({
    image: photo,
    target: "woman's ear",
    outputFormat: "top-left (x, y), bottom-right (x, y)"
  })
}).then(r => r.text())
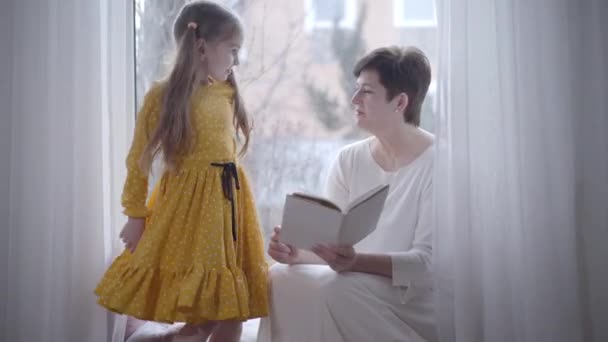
top-left (395, 93), bottom-right (409, 113)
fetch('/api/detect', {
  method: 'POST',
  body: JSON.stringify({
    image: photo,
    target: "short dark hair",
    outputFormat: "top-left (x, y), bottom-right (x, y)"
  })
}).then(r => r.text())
top-left (353, 46), bottom-right (431, 126)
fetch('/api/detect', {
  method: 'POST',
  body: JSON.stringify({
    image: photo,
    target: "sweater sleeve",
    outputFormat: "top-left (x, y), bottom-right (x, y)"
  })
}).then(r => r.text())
top-left (325, 148), bottom-right (351, 210)
top-left (389, 171), bottom-right (433, 288)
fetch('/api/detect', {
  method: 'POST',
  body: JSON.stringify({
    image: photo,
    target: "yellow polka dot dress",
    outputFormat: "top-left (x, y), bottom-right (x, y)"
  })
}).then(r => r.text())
top-left (95, 81), bottom-right (269, 324)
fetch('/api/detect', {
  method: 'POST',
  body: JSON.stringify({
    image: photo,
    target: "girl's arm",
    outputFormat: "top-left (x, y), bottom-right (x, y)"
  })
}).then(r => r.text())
top-left (121, 87), bottom-right (159, 218)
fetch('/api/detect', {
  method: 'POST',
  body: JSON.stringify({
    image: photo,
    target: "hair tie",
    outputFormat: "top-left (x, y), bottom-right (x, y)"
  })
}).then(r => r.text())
top-left (187, 22), bottom-right (198, 30)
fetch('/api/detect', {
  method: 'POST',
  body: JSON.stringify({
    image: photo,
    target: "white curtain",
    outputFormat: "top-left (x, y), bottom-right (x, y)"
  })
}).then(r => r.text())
top-left (434, 0), bottom-right (608, 341)
top-left (3, 0), bottom-right (134, 341)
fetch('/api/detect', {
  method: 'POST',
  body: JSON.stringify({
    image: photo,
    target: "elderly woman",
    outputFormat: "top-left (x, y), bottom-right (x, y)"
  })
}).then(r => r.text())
top-left (258, 46), bottom-right (438, 342)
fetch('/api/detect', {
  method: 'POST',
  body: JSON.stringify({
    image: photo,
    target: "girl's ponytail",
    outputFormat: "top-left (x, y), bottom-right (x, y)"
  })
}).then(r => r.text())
top-left (140, 23), bottom-right (201, 172)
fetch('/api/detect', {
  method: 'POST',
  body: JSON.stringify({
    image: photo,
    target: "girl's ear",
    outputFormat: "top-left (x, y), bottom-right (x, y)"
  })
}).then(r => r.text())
top-left (196, 38), bottom-right (206, 56)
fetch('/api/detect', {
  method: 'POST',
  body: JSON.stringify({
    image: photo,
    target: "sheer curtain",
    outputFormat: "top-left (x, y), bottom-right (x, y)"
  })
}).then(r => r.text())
top-left (0, 0), bottom-right (14, 335)
top-left (434, 0), bottom-right (608, 341)
top-left (3, 0), bottom-right (134, 341)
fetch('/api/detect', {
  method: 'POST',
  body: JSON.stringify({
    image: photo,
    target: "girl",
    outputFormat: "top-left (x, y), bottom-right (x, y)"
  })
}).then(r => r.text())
top-left (95, 2), bottom-right (269, 341)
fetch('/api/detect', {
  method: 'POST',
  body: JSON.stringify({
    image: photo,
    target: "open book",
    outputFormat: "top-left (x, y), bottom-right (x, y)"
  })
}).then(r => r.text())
top-left (280, 184), bottom-right (390, 249)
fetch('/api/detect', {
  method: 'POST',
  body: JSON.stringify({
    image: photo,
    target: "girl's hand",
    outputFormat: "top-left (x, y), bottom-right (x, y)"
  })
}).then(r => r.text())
top-left (311, 244), bottom-right (357, 273)
top-left (119, 217), bottom-right (145, 253)
top-left (268, 226), bottom-right (299, 264)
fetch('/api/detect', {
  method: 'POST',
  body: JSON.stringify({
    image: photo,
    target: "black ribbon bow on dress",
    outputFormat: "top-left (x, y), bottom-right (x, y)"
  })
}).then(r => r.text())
top-left (211, 162), bottom-right (240, 241)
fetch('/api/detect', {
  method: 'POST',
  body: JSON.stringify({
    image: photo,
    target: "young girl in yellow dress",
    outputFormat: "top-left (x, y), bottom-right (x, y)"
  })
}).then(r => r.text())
top-left (95, 2), bottom-right (268, 341)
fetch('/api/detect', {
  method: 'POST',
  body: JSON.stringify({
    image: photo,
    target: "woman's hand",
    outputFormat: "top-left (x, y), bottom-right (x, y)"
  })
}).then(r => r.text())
top-left (311, 244), bottom-right (357, 273)
top-left (268, 226), bottom-right (299, 264)
top-left (119, 217), bottom-right (145, 253)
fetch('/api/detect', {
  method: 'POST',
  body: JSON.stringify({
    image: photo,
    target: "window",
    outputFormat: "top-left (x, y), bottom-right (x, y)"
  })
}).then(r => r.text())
top-left (131, 2), bottom-right (439, 338)
top-left (134, 0), bottom-right (438, 240)
top-left (393, 0), bottom-right (437, 28)
top-left (305, 0), bottom-right (358, 31)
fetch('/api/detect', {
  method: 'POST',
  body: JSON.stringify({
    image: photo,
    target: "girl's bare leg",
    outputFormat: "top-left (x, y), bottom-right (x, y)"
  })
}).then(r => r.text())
top-left (208, 320), bottom-right (242, 342)
top-left (171, 322), bottom-right (217, 342)
top-left (125, 316), bottom-right (146, 340)
top-left (196, 321), bottom-right (217, 340)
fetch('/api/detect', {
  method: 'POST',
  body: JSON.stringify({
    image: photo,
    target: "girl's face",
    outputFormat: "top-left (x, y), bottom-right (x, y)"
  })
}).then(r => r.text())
top-left (201, 33), bottom-right (242, 81)
top-left (351, 69), bottom-right (408, 134)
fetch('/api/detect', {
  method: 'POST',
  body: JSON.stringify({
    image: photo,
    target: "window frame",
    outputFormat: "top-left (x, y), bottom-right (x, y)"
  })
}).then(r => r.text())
top-left (393, 0), bottom-right (437, 28)
top-left (304, 0), bottom-right (358, 32)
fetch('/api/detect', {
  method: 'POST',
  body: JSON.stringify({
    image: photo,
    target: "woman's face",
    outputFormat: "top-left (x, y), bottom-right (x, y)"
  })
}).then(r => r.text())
top-left (351, 69), bottom-right (406, 134)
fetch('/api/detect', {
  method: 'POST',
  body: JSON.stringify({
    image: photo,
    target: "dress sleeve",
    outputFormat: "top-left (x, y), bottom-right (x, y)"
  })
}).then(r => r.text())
top-left (389, 170), bottom-right (434, 288)
top-left (121, 87), bottom-right (159, 217)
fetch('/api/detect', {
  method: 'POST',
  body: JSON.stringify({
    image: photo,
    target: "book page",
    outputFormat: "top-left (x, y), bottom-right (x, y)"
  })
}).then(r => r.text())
top-left (280, 195), bottom-right (344, 249)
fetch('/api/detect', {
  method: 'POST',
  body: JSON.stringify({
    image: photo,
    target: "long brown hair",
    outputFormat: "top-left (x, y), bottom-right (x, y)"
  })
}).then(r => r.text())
top-left (140, 1), bottom-right (251, 172)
